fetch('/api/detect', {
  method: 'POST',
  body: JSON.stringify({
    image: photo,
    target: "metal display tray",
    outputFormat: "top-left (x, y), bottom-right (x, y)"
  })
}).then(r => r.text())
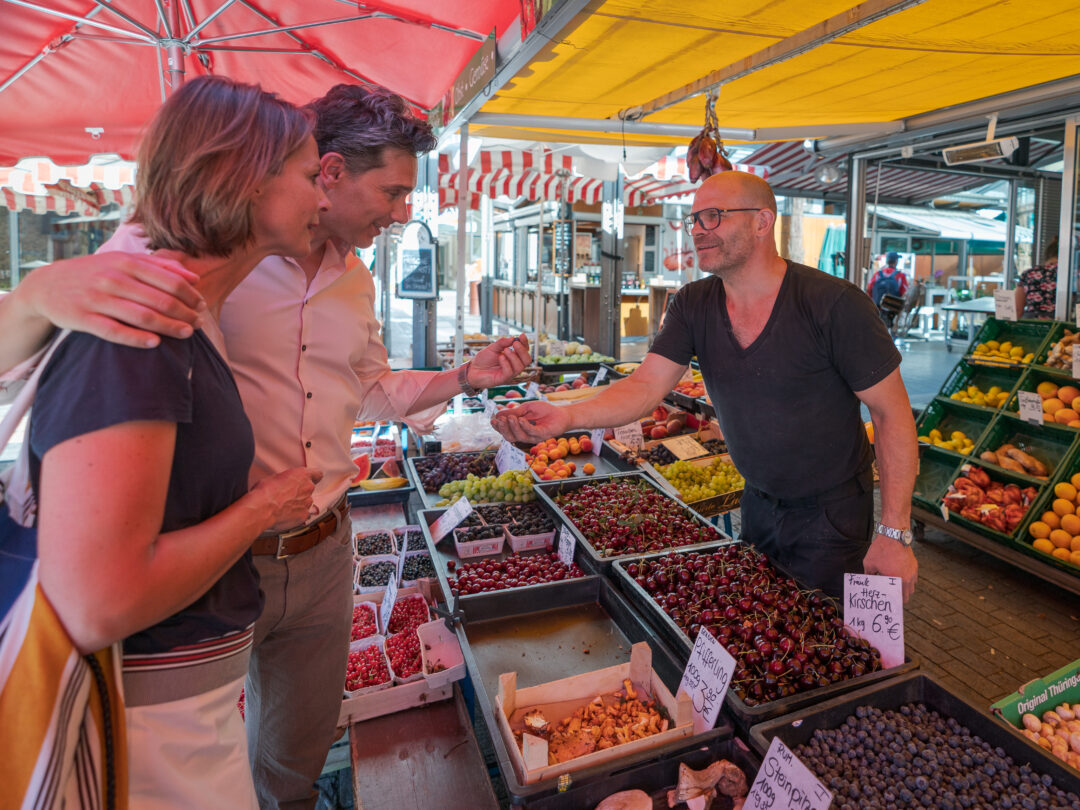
top-left (748, 672), bottom-right (1080, 796)
top-left (404, 451), bottom-right (498, 509)
top-left (533, 471), bottom-right (734, 571)
top-left (610, 546), bottom-right (919, 732)
top-left (458, 575), bottom-right (734, 807)
top-left (345, 480), bottom-right (414, 507)
top-left (538, 360), bottom-right (606, 373)
top-left (417, 503), bottom-right (604, 623)
top-left (525, 736), bottom-right (760, 810)
top-left (516, 430), bottom-right (625, 482)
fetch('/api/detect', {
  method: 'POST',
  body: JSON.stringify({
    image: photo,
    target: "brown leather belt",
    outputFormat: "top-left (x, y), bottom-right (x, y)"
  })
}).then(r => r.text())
top-left (251, 494), bottom-right (350, 559)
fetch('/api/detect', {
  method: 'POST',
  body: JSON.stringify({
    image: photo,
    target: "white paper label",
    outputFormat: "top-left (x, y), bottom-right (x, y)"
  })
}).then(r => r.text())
top-left (496, 439), bottom-right (528, 473)
top-left (993, 289), bottom-right (1018, 321)
top-left (746, 737), bottom-right (833, 810)
top-left (661, 435), bottom-right (707, 460)
top-left (590, 428), bottom-right (606, 453)
top-left (844, 573), bottom-right (905, 669)
top-left (940, 500), bottom-right (950, 521)
top-left (613, 421), bottom-right (644, 450)
top-left (525, 381), bottom-right (540, 399)
top-left (1075, 303), bottom-right (1079, 328)
top-left (379, 576), bottom-right (398, 635)
top-left (483, 399), bottom-right (498, 418)
top-left (678, 627), bottom-right (736, 735)
top-left (1017, 390), bottom-right (1045, 425)
top-left (430, 496), bottom-right (473, 542)
top-left (548, 340), bottom-right (565, 357)
top-left (640, 461), bottom-right (680, 497)
top-left (1072, 350), bottom-right (1080, 381)
top-left (593, 366), bottom-right (608, 386)
top-left (557, 525), bottom-right (576, 567)
top-left (521, 733), bottom-right (548, 771)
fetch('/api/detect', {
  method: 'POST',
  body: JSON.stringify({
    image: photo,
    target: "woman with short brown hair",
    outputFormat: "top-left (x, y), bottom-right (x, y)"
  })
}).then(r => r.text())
top-left (10, 75), bottom-right (327, 808)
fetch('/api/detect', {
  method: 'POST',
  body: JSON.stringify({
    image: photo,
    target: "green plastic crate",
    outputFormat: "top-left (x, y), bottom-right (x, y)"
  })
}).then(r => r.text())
top-left (936, 360), bottom-right (1023, 411)
top-left (913, 447), bottom-right (963, 509)
top-left (965, 317), bottom-right (1055, 366)
top-left (1012, 445), bottom-right (1080, 578)
top-left (1031, 320), bottom-right (1076, 372)
top-left (1005, 368), bottom-right (1080, 430)
top-left (940, 461), bottom-right (1046, 544)
top-left (971, 412), bottom-right (1078, 482)
top-left (915, 398), bottom-right (995, 458)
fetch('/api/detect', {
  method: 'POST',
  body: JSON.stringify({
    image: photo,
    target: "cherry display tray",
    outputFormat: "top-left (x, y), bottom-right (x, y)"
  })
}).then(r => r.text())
top-left (532, 471), bottom-right (734, 572)
top-left (748, 672), bottom-right (1080, 796)
top-left (458, 575), bottom-right (734, 808)
top-left (610, 545), bottom-right (919, 733)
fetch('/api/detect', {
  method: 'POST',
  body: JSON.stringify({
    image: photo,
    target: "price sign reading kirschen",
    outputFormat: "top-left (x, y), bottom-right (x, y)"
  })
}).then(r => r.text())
top-left (746, 737), bottom-right (833, 810)
top-left (613, 421), bottom-right (644, 450)
top-left (379, 576), bottom-right (398, 636)
top-left (430, 496), bottom-right (473, 542)
top-left (844, 572), bottom-right (904, 668)
top-left (496, 439), bottom-right (528, 473)
top-left (557, 525), bottom-right (576, 567)
top-left (677, 627), bottom-right (735, 734)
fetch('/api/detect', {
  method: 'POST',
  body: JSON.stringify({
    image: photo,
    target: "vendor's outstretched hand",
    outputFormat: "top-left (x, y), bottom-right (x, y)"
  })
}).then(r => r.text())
top-left (863, 535), bottom-right (918, 603)
top-left (468, 334), bottom-right (531, 389)
top-left (491, 400), bottom-right (570, 444)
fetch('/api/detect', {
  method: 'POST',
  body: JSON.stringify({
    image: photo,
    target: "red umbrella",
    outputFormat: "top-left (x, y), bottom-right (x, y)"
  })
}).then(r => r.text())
top-left (0, 1), bottom-right (519, 163)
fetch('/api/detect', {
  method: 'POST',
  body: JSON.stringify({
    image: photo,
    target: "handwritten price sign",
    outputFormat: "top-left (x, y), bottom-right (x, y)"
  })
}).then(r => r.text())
top-left (557, 525), bottom-right (576, 567)
top-left (678, 627), bottom-right (735, 734)
top-left (430, 497), bottom-right (473, 542)
top-left (746, 737), bottom-right (833, 810)
top-left (844, 573), bottom-right (905, 668)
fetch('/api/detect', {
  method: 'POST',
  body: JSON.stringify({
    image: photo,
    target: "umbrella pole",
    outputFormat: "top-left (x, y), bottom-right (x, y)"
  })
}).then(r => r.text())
top-left (166, 1), bottom-right (184, 91)
top-left (454, 124), bottom-right (468, 368)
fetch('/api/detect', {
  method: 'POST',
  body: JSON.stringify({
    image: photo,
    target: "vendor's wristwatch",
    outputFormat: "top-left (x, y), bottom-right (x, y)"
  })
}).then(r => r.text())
top-left (875, 522), bottom-right (914, 547)
top-left (457, 362), bottom-right (481, 396)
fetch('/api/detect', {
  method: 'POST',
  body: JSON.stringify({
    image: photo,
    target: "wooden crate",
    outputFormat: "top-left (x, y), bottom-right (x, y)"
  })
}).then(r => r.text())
top-left (494, 642), bottom-right (693, 785)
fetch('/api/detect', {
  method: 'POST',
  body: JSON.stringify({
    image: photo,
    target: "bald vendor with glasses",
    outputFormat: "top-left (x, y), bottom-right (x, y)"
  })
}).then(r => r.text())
top-left (492, 171), bottom-right (919, 603)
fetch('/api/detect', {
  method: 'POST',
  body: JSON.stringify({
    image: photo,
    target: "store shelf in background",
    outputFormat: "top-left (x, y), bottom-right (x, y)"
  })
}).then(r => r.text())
top-left (747, 672), bottom-right (1080, 796)
top-left (916, 397), bottom-right (994, 460)
top-left (458, 576), bottom-right (733, 807)
top-left (610, 544), bottom-right (919, 734)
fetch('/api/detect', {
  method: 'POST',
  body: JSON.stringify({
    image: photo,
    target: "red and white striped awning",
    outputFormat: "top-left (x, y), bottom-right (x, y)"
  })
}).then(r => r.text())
top-left (1, 182), bottom-right (133, 216)
top-left (0, 158), bottom-right (136, 216)
top-left (635, 155), bottom-right (770, 182)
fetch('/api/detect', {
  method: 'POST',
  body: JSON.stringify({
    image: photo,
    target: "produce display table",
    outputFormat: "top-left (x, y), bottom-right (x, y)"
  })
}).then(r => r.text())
top-left (911, 504), bottom-right (1080, 596)
top-left (349, 685), bottom-right (499, 810)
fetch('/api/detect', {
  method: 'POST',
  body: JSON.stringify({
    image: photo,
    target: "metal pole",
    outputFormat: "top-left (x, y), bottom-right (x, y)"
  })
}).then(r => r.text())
top-left (534, 199), bottom-right (544, 364)
top-left (599, 176), bottom-right (625, 359)
top-left (375, 231), bottom-right (391, 356)
top-left (8, 209), bottom-right (19, 288)
top-left (454, 124), bottom-right (469, 367)
top-left (1004, 178), bottom-right (1018, 287)
top-left (480, 195), bottom-right (494, 335)
top-left (845, 155), bottom-right (867, 286)
top-left (1056, 116), bottom-right (1078, 321)
top-left (166, 0), bottom-right (184, 90)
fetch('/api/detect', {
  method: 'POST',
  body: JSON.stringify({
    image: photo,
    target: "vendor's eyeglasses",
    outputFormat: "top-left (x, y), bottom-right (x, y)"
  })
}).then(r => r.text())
top-left (683, 207), bottom-right (761, 231)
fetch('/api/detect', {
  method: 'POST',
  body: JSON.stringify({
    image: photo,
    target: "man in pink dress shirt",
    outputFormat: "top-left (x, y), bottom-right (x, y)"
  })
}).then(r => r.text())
top-left (1, 84), bottom-right (530, 809)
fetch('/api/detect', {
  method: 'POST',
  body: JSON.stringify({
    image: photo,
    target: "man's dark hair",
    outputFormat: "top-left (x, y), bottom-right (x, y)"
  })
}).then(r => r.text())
top-left (308, 84), bottom-right (436, 174)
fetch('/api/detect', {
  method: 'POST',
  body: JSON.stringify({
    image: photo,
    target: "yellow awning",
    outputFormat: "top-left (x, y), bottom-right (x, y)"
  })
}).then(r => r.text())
top-left (472, 0), bottom-right (1080, 145)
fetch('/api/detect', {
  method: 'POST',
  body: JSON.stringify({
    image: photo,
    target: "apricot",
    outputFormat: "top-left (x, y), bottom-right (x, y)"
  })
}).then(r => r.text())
top-left (1029, 521), bottom-right (1052, 539)
top-left (1056, 482), bottom-right (1079, 501)
top-left (1060, 385), bottom-right (1080, 405)
top-left (1056, 408), bottom-right (1080, 424)
top-left (1037, 380), bottom-right (1060, 399)
top-left (1042, 511), bottom-right (1062, 529)
top-left (1072, 536), bottom-right (1080, 552)
top-left (1032, 538), bottom-right (1055, 554)
top-left (1071, 549), bottom-right (1080, 566)
top-left (582, 463), bottom-right (596, 475)
top-left (1044, 397), bottom-right (1065, 414)
top-left (1049, 529), bottom-right (1073, 549)
top-left (1060, 513), bottom-right (1080, 535)
top-left (1072, 472), bottom-right (1080, 490)
top-left (1053, 498), bottom-right (1076, 516)
top-left (1053, 547), bottom-right (1072, 561)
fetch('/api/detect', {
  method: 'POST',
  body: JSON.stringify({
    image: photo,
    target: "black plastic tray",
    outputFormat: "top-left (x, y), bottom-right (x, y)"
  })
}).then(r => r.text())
top-left (525, 736), bottom-right (760, 810)
top-left (404, 451), bottom-right (498, 509)
top-left (533, 471), bottom-right (734, 571)
top-left (610, 546), bottom-right (919, 732)
top-left (538, 360), bottom-right (606, 373)
top-left (748, 672), bottom-right (1080, 796)
top-left (417, 504), bottom-right (602, 623)
top-left (458, 576), bottom-right (735, 807)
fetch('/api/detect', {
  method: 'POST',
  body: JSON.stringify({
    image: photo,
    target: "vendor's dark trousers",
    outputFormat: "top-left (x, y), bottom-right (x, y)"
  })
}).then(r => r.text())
top-left (739, 470), bottom-right (874, 599)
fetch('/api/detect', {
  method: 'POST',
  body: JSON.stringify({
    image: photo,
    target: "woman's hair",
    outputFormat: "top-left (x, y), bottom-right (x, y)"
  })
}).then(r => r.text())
top-left (133, 76), bottom-right (314, 257)
top-left (308, 84), bottom-right (436, 175)
top-left (1044, 237), bottom-right (1059, 265)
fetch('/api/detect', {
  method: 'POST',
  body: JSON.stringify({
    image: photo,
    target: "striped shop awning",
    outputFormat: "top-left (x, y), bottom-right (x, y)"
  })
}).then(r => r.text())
top-left (1, 158), bottom-right (136, 216)
top-left (1, 182), bottom-right (133, 216)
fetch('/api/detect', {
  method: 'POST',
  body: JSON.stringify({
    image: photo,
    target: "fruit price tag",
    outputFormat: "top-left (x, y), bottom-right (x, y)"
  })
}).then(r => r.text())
top-left (661, 434), bottom-right (707, 460)
top-left (843, 573), bottom-right (905, 668)
top-left (1017, 390), bottom-right (1045, 425)
top-left (746, 737), bottom-right (833, 810)
top-left (613, 421), bottom-right (644, 450)
top-left (521, 733), bottom-right (548, 771)
top-left (678, 627), bottom-right (736, 735)
top-left (1075, 303), bottom-right (1080, 328)
top-left (557, 525), bottom-right (576, 567)
top-left (592, 366), bottom-right (608, 386)
top-left (496, 439), bottom-right (529, 473)
top-left (430, 496), bottom-right (473, 543)
top-left (590, 428), bottom-right (606, 452)
top-left (379, 576), bottom-right (398, 636)
top-left (525, 381), bottom-right (540, 398)
top-left (993, 288), bottom-right (1018, 321)
top-left (1072, 350), bottom-right (1080, 381)
top-left (640, 461), bottom-right (681, 498)
top-left (548, 340), bottom-right (566, 357)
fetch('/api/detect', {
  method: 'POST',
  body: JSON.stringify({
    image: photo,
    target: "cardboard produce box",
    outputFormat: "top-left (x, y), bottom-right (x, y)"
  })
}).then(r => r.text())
top-left (495, 642), bottom-right (692, 785)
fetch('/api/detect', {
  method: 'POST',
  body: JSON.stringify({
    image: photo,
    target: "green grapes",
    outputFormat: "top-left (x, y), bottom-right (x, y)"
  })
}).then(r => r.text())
top-left (659, 458), bottom-right (744, 503)
top-left (435, 470), bottom-right (536, 506)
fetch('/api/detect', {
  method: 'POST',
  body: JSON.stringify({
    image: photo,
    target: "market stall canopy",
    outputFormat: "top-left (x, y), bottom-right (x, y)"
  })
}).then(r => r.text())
top-left (460, 0), bottom-right (1080, 148)
top-left (869, 204), bottom-right (1032, 242)
top-left (0, 157), bottom-right (135, 214)
top-left (0, 0), bottom-right (520, 164)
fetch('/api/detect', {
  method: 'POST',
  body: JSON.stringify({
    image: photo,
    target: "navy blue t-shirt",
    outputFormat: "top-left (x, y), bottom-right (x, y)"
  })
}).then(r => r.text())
top-left (28, 329), bottom-right (262, 654)
top-left (650, 262), bottom-right (901, 499)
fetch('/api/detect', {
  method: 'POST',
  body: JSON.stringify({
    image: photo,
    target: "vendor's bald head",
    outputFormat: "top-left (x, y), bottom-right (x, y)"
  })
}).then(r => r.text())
top-left (698, 171), bottom-right (777, 215)
top-left (691, 171), bottom-right (780, 277)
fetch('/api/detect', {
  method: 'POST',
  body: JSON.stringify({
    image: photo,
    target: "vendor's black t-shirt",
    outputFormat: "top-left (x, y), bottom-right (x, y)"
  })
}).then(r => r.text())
top-left (28, 329), bottom-right (262, 655)
top-left (650, 261), bottom-right (900, 499)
